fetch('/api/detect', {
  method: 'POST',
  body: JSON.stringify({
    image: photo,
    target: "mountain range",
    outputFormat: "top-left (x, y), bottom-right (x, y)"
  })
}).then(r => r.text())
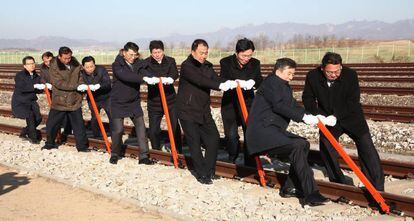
top-left (1, 19), bottom-right (413, 50)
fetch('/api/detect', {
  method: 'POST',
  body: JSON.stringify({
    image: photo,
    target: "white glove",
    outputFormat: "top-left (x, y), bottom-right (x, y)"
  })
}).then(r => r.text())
top-left (316, 114), bottom-right (326, 122)
top-left (245, 79), bottom-right (255, 90)
top-left (88, 84), bottom-right (100, 91)
top-left (143, 77), bottom-right (153, 84)
top-left (151, 77), bottom-right (160, 84)
top-left (302, 114), bottom-right (319, 125)
top-left (77, 84), bottom-right (88, 92)
top-left (93, 84), bottom-right (101, 91)
top-left (161, 77), bottom-right (174, 85)
top-left (325, 115), bottom-right (337, 126)
top-left (143, 77), bottom-right (160, 85)
top-left (225, 80), bottom-right (238, 90)
top-left (219, 82), bottom-right (230, 91)
top-left (45, 83), bottom-right (52, 90)
top-left (235, 79), bottom-right (247, 89)
top-left (34, 84), bottom-right (45, 90)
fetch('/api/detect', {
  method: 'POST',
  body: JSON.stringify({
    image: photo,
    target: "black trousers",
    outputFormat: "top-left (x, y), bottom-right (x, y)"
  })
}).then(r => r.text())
top-left (88, 99), bottom-right (111, 137)
top-left (180, 117), bottom-right (220, 178)
top-left (61, 114), bottom-right (72, 135)
top-left (21, 103), bottom-right (42, 140)
top-left (268, 138), bottom-right (318, 197)
top-left (44, 108), bottom-right (89, 150)
top-left (111, 116), bottom-right (149, 160)
top-left (320, 127), bottom-right (385, 191)
top-left (148, 104), bottom-right (182, 153)
top-left (222, 116), bottom-right (256, 166)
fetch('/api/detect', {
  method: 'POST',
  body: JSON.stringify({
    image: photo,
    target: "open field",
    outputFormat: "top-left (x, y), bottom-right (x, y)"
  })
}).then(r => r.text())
top-left (1, 41), bottom-right (413, 65)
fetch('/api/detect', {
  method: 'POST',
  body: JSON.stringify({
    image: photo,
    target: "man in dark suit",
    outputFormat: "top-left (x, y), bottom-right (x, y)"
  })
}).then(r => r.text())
top-left (220, 38), bottom-right (263, 165)
top-left (246, 58), bottom-right (329, 206)
top-left (109, 42), bottom-right (154, 165)
top-left (143, 40), bottom-right (182, 153)
top-left (302, 52), bottom-right (384, 191)
top-left (176, 39), bottom-right (237, 184)
top-left (39, 51), bottom-right (53, 84)
top-left (81, 56), bottom-right (112, 138)
top-left (12, 56), bottom-right (43, 144)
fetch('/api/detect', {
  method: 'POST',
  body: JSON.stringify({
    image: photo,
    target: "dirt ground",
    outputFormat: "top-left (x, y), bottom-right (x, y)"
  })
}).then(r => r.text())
top-left (0, 165), bottom-right (179, 221)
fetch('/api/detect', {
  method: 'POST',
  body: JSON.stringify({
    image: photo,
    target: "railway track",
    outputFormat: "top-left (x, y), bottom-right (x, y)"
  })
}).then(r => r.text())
top-left (0, 107), bottom-right (412, 179)
top-left (0, 122), bottom-right (412, 216)
top-left (2, 72), bottom-right (413, 83)
top-left (1, 83), bottom-right (412, 122)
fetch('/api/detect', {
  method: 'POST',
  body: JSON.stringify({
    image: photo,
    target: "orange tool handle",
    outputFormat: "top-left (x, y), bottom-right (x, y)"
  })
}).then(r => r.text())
top-left (44, 87), bottom-right (52, 106)
top-left (235, 82), bottom-right (267, 187)
top-left (158, 79), bottom-right (179, 168)
top-left (43, 85), bottom-right (62, 142)
top-left (317, 120), bottom-right (390, 213)
top-left (86, 86), bottom-right (112, 153)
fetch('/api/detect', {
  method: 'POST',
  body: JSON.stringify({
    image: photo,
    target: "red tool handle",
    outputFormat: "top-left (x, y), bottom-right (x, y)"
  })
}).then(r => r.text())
top-left (44, 87), bottom-right (52, 106)
top-left (235, 82), bottom-right (267, 187)
top-left (158, 79), bottom-right (179, 168)
top-left (317, 119), bottom-right (389, 213)
top-left (86, 86), bottom-right (112, 153)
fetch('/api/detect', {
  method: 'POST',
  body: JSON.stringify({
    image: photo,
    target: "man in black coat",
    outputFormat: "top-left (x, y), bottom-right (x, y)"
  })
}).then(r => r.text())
top-left (81, 56), bottom-right (112, 138)
top-left (220, 38), bottom-right (263, 165)
top-left (302, 52), bottom-right (384, 191)
top-left (246, 58), bottom-right (329, 206)
top-left (40, 51), bottom-right (53, 84)
top-left (12, 56), bottom-right (43, 144)
top-left (109, 42), bottom-right (154, 165)
top-left (176, 39), bottom-right (237, 184)
top-left (143, 40), bottom-right (182, 153)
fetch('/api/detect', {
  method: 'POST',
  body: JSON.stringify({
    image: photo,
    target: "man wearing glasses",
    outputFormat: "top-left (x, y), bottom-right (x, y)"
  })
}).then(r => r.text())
top-left (109, 42), bottom-right (154, 165)
top-left (220, 38), bottom-right (263, 165)
top-left (12, 56), bottom-right (43, 144)
top-left (302, 52), bottom-right (384, 191)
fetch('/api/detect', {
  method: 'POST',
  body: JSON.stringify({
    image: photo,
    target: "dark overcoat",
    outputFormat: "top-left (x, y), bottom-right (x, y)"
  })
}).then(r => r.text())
top-left (110, 55), bottom-right (151, 118)
top-left (11, 69), bottom-right (42, 118)
top-left (302, 66), bottom-right (369, 136)
top-left (246, 74), bottom-right (305, 156)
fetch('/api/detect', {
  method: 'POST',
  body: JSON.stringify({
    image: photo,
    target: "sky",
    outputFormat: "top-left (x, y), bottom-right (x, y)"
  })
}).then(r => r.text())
top-left (1, 0), bottom-right (413, 42)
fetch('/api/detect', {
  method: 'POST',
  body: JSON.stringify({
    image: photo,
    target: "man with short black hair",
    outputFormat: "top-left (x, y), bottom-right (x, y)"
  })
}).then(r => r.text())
top-left (12, 56), bottom-right (43, 144)
top-left (302, 52), bottom-right (385, 191)
top-left (246, 58), bottom-right (329, 206)
top-left (109, 42), bottom-right (154, 165)
top-left (81, 56), bottom-right (112, 138)
top-left (40, 51), bottom-right (54, 84)
top-left (42, 46), bottom-right (89, 152)
top-left (143, 40), bottom-right (182, 153)
top-left (176, 39), bottom-right (237, 184)
top-left (220, 38), bottom-right (263, 165)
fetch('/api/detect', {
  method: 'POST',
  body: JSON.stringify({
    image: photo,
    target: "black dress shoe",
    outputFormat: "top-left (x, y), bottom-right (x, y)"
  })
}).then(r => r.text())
top-left (29, 139), bottom-right (40, 144)
top-left (138, 158), bottom-right (154, 165)
top-left (77, 148), bottom-right (90, 152)
top-left (109, 156), bottom-right (118, 164)
top-left (209, 174), bottom-right (221, 180)
top-left (196, 176), bottom-right (213, 185)
top-left (279, 187), bottom-right (304, 198)
top-left (303, 192), bottom-right (330, 206)
top-left (41, 145), bottom-right (57, 150)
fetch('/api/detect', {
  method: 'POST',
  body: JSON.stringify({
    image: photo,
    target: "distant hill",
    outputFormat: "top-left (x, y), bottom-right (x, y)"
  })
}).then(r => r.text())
top-left (1, 19), bottom-right (413, 50)
top-left (0, 36), bottom-right (118, 50)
